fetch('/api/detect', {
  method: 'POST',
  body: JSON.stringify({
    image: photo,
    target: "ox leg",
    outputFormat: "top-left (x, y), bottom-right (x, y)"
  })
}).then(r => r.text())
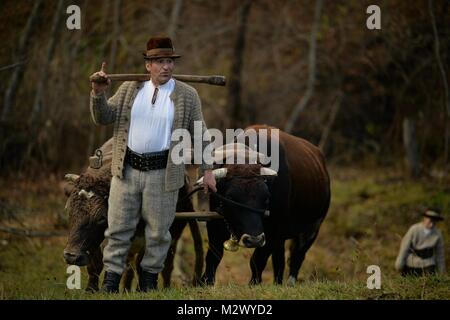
top-left (123, 237), bottom-right (147, 292)
top-left (122, 261), bottom-right (135, 292)
top-left (161, 220), bottom-right (187, 288)
top-left (288, 230), bottom-right (320, 285)
top-left (249, 242), bottom-right (272, 285)
top-left (136, 248), bottom-right (145, 290)
top-left (201, 220), bottom-right (229, 286)
top-left (188, 220), bottom-right (204, 287)
top-left (271, 240), bottom-right (286, 285)
top-left (86, 246), bottom-right (103, 292)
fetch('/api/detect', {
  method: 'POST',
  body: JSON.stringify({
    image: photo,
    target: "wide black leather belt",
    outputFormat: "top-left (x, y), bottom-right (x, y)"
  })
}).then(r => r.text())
top-left (125, 147), bottom-right (169, 171)
top-left (410, 247), bottom-right (434, 259)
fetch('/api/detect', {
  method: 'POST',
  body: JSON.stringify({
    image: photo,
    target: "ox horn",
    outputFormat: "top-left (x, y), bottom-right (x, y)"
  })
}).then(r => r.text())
top-left (213, 143), bottom-right (268, 164)
top-left (78, 189), bottom-right (95, 199)
top-left (195, 168), bottom-right (228, 185)
top-left (213, 143), bottom-right (248, 162)
top-left (213, 143), bottom-right (245, 157)
top-left (260, 168), bottom-right (278, 176)
top-left (65, 174), bottom-right (80, 183)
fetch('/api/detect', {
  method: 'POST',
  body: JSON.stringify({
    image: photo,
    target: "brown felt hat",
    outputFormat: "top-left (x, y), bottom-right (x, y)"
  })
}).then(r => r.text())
top-left (143, 36), bottom-right (181, 60)
top-left (423, 209), bottom-right (444, 221)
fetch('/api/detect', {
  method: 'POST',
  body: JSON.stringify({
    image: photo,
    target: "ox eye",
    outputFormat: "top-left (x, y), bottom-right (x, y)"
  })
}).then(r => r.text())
top-left (96, 217), bottom-right (107, 225)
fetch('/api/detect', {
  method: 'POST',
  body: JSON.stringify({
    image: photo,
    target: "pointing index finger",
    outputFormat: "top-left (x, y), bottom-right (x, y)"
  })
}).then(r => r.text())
top-left (101, 62), bottom-right (106, 73)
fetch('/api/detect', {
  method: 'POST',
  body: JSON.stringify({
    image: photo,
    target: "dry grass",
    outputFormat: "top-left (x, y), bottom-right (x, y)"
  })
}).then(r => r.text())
top-left (0, 166), bottom-right (449, 299)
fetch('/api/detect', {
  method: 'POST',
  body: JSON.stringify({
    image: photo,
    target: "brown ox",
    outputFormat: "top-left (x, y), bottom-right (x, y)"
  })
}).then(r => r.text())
top-left (200, 125), bottom-right (331, 285)
top-left (63, 138), bottom-right (202, 291)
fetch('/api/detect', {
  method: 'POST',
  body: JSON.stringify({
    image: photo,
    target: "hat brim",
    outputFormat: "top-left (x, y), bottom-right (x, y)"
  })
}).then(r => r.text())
top-left (143, 53), bottom-right (181, 60)
top-left (423, 213), bottom-right (444, 221)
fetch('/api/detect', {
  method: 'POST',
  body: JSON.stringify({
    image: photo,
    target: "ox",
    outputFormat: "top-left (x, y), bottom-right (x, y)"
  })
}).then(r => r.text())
top-left (199, 125), bottom-right (331, 285)
top-left (63, 138), bottom-right (202, 291)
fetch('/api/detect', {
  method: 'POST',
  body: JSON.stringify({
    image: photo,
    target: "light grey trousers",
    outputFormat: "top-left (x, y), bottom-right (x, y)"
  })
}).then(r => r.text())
top-left (103, 164), bottom-right (178, 275)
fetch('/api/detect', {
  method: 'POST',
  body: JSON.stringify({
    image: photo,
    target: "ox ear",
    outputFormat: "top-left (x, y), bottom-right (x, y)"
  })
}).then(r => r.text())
top-left (260, 168), bottom-right (277, 176)
top-left (65, 173), bottom-right (80, 184)
top-left (195, 168), bottom-right (228, 185)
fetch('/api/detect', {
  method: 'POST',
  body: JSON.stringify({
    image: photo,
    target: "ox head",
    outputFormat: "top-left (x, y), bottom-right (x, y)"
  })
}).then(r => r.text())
top-left (198, 164), bottom-right (277, 249)
top-left (63, 173), bottom-right (110, 266)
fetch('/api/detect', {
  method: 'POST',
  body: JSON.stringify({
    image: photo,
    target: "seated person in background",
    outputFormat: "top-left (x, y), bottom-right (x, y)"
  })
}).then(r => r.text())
top-left (395, 208), bottom-right (445, 276)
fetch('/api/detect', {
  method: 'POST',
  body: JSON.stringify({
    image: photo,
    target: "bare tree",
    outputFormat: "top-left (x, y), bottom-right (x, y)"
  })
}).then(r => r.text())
top-left (403, 117), bottom-right (420, 178)
top-left (99, 0), bottom-right (122, 146)
top-left (428, 0), bottom-right (450, 165)
top-left (284, 0), bottom-right (323, 134)
top-left (167, 0), bottom-right (184, 39)
top-left (86, 0), bottom-right (111, 158)
top-left (2, 0), bottom-right (44, 121)
top-left (108, 0), bottom-right (122, 75)
top-left (226, 0), bottom-right (253, 127)
top-left (30, 0), bottom-right (65, 123)
top-left (319, 92), bottom-right (343, 152)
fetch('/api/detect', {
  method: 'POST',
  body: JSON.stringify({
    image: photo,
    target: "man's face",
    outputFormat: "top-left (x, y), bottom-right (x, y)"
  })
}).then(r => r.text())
top-left (423, 217), bottom-right (436, 229)
top-left (146, 58), bottom-right (175, 85)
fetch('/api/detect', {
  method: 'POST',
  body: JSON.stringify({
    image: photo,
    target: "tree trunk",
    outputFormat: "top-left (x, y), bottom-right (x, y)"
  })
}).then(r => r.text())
top-left (428, 0), bottom-right (450, 165)
top-left (86, 0), bottom-right (110, 158)
top-left (108, 0), bottom-right (121, 76)
top-left (319, 93), bottom-right (343, 152)
top-left (445, 123), bottom-right (449, 166)
top-left (226, 0), bottom-right (252, 128)
top-left (99, 0), bottom-right (121, 146)
top-left (167, 0), bottom-right (183, 39)
top-left (284, 0), bottom-right (323, 134)
top-left (403, 117), bottom-right (420, 178)
top-left (2, 0), bottom-right (44, 121)
top-left (30, 0), bottom-right (65, 123)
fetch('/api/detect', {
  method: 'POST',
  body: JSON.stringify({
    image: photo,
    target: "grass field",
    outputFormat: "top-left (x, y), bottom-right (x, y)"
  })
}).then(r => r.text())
top-left (1, 166), bottom-right (449, 300)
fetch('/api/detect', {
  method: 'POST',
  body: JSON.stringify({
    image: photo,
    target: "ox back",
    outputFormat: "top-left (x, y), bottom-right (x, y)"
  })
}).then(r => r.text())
top-left (264, 126), bottom-right (331, 238)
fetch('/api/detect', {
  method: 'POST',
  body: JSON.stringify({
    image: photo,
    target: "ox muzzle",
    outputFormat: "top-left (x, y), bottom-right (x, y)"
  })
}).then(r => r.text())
top-left (63, 249), bottom-right (90, 266)
top-left (239, 233), bottom-right (266, 248)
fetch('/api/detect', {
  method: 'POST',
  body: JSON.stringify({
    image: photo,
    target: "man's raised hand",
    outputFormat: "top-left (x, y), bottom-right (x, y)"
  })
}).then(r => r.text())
top-left (90, 62), bottom-right (111, 95)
